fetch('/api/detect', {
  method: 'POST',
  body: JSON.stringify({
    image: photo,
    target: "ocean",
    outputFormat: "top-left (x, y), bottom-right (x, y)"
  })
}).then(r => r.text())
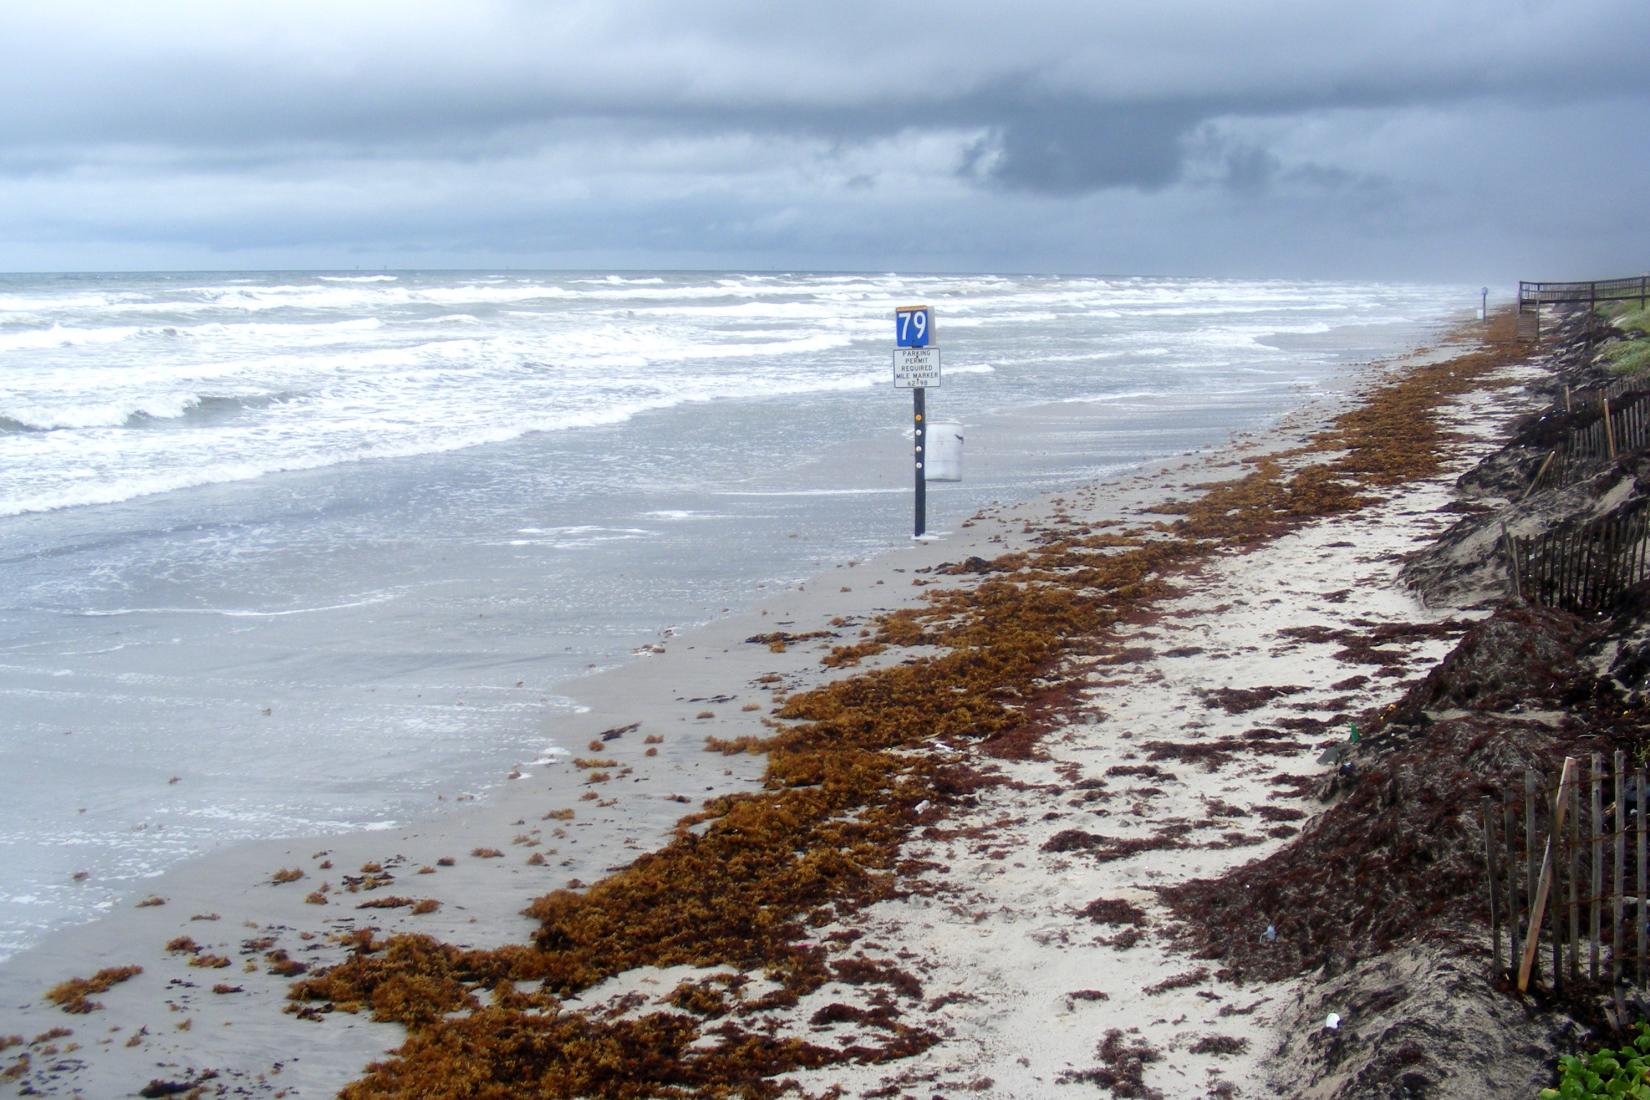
top-left (0, 269), bottom-right (1470, 959)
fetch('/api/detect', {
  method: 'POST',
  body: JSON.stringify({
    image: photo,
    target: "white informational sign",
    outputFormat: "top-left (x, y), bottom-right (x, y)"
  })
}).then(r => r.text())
top-left (893, 346), bottom-right (941, 388)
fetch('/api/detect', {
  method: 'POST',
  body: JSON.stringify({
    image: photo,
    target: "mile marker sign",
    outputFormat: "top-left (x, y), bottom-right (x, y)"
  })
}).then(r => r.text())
top-left (892, 305), bottom-right (942, 539)
top-left (894, 304), bottom-right (932, 347)
top-left (893, 304), bottom-right (939, 388)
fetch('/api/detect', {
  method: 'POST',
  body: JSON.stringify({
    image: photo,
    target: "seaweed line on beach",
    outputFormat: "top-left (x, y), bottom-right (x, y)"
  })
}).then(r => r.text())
top-left (266, 318), bottom-right (1531, 1098)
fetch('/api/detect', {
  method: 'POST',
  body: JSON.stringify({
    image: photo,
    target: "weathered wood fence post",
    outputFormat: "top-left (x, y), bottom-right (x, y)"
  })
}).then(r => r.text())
top-left (1520, 758), bottom-right (1578, 990)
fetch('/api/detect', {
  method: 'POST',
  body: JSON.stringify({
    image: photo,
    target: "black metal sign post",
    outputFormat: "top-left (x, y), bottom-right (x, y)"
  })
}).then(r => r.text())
top-left (913, 386), bottom-right (926, 538)
top-left (893, 305), bottom-right (938, 539)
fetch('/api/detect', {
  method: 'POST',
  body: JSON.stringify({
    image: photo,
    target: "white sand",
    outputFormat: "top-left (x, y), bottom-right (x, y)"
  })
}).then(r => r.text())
top-left (0, 333), bottom-right (1543, 1098)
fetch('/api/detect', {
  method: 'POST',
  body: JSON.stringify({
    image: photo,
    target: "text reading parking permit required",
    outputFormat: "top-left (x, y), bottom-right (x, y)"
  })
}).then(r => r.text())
top-left (893, 346), bottom-right (940, 388)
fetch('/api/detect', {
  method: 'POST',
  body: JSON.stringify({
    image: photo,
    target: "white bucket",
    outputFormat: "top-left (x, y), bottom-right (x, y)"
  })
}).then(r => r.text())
top-left (925, 421), bottom-right (963, 482)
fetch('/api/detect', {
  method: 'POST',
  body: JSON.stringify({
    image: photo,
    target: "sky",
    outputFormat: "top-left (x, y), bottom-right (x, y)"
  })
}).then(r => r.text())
top-left (2, 0), bottom-right (1647, 280)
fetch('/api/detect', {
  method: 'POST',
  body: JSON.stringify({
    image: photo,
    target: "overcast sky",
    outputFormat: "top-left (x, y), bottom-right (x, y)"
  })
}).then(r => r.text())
top-left (3, 0), bottom-right (1647, 280)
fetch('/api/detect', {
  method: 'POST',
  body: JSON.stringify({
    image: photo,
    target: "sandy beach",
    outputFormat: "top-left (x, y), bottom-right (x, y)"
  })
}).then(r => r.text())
top-left (0, 315), bottom-right (1543, 1098)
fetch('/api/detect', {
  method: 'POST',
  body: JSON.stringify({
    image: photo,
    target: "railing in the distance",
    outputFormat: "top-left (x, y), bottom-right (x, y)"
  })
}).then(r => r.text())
top-left (1518, 275), bottom-right (1650, 341)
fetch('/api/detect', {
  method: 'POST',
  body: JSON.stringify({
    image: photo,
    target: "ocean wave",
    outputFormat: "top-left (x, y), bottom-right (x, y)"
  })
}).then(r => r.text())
top-left (410, 313), bottom-right (481, 325)
top-left (645, 331), bottom-right (858, 362)
top-left (714, 488), bottom-right (907, 497)
top-left (0, 290), bottom-right (145, 313)
top-left (132, 276), bottom-right (882, 320)
top-left (642, 510), bottom-right (732, 521)
top-left (1024, 348), bottom-right (1173, 365)
top-left (644, 300), bottom-right (857, 321)
top-left (180, 317), bottom-right (383, 340)
top-left (0, 271), bottom-right (1469, 520)
top-left (1056, 389), bottom-right (1164, 405)
top-left (0, 403), bottom-right (625, 516)
top-left (571, 275), bottom-right (666, 286)
top-left (500, 526), bottom-right (654, 549)
top-left (0, 324), bottom-right (146, 352)
top-left (1132, 303), bottom-right (1343, 318)
top-left (71, 594), bottom-right (398, 619)
top-left (0, 317), bottom-right (382, 352)
top-left (129, 392), bottom-right (303, 426)
top-left (1, 396), bottom-right (197, 431)
top-left (0, 362), bottom-right (893, 516)
top-left (189, 281), bottom-right (690, 313)
top-left (0, 390), bottom-right (299, 432)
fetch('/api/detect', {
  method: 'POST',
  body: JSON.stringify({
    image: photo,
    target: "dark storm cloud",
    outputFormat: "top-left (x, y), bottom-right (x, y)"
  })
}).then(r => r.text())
top-left (954, 96), bottom-right (1205, 194)
top-left (7, 2), bottom-right (1641, 167)
top-left (1, 0), bottom-right (1647, 275)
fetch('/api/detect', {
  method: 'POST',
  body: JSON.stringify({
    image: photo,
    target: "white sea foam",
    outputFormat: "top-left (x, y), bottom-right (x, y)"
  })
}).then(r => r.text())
top-left (0, 290), bottom-right (143, 312)
top-left (0, 271), bottom-right (1469, 519)
top-left (1057, 389), bottom-right (1166, 404)
top-left (71, 594), bottom-right (397, 619)
top-left (714, 488), bottom-right (908, 497)
top-left (502, 526), bottom-right (653, 548)
top-left (642, 510), bottom-right (731, 521)
top-left (0, 324), bottom-right (147, 351)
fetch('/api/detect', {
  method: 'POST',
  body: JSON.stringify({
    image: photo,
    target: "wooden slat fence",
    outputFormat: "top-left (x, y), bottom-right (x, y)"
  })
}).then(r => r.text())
top-left (1505, 499), bottom-right (1650, 611)
top-left (1519, 275), bottom-right (1650, 341)
top-left (1549, 379), bottom-right (1650, 420)
top-left (1484, 753), bottom-right (1648, 1002)
top-left (1523, 390), bottom-right (1650, 496)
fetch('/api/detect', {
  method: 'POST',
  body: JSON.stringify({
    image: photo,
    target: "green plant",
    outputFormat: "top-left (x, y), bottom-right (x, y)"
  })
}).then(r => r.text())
top-left (1609, 304), bottom-right (1650, 335)
top-left (1541, 1022), bottom-right (1650, 1098)
top-left (1602, 338), bottom-right (1650, 377)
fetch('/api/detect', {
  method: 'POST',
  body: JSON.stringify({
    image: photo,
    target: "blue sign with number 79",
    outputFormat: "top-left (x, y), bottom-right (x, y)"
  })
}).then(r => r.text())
top-left (895, 305), bottom-right (932, 348)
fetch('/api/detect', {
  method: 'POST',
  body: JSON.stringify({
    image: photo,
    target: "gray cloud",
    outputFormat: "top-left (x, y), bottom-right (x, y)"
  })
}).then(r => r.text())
top-left (0, 0), bottom-right (1647, 277)
top-left (956, 97), bottom-right (1204, 193)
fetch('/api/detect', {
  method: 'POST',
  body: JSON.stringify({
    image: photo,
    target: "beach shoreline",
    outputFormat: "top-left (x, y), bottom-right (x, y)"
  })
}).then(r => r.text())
top-left (0, 271), bottom-right (1471, 967)
top-left (0, 312), bottom-right (1536, 1098)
